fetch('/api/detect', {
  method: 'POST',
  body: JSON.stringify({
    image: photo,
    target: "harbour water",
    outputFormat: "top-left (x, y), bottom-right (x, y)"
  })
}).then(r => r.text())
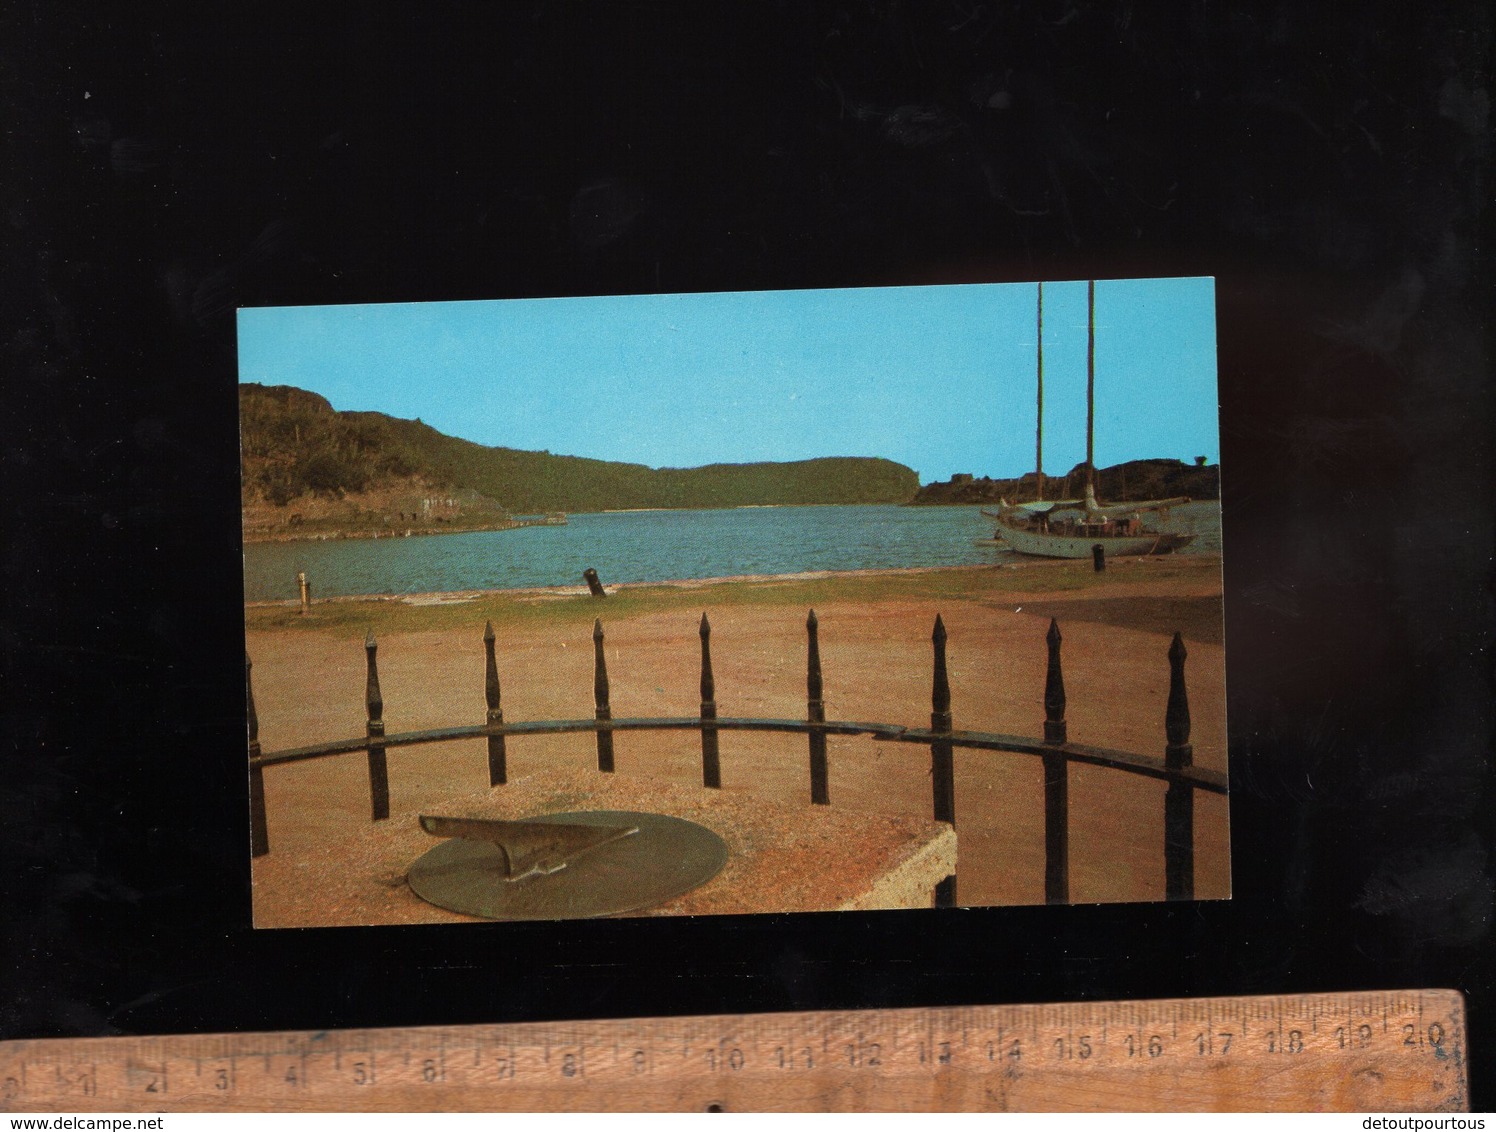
top-left (242, 501), bottom-right (1222, 602)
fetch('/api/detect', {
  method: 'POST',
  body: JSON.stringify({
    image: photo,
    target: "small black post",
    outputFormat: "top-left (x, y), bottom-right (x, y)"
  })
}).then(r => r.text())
top-left (699, 613), bottom-right (721, 788)
top-left (1163, 632), bottom-right (1195, 901)
top-left (583, 567), bottom-right (606, 598)
top-left (483, 620), bottom-right (507, 786)
top-left (365, 631), bottom-right (389, 821)
top-left (247, 652), bottom-right (269, 857)
top-left (1091, 543), bottom-right (1105, 573)
top-left (806, 609), bottom-right (829, 805)
top-left (593, 618), bottom-right (614, 772)
top-left (930, 614), bottom-right (957, 907)
top-left (1041, 619), bottom-right (1069, 904)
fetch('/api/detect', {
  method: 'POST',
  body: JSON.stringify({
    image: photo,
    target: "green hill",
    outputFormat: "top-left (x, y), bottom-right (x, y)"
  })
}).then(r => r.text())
top-left (240, 384), bottom-right (920, 522)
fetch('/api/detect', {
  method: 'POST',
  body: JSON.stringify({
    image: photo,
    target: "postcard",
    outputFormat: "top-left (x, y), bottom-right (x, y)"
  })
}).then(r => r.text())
top-left (238, 278), bottom-right (1227, 927)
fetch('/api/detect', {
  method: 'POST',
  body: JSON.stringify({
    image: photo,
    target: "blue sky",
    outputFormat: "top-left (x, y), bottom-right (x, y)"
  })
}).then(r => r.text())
top-left (237, 278), bottom-right (1218, 485)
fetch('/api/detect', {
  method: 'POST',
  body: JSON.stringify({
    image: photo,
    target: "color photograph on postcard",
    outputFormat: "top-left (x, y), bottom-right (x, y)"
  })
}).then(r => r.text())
top-left (239, 278), bottom-right (1228, 927)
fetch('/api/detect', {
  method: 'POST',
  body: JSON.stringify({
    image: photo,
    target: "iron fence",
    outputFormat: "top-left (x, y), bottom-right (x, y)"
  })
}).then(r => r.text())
top-left (247, 611), bottom-right (1227, 906)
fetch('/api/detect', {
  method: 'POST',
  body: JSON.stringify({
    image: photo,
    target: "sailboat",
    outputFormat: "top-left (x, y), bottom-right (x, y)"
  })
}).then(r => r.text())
top-left (984, 281), bottom-right (1195, 559)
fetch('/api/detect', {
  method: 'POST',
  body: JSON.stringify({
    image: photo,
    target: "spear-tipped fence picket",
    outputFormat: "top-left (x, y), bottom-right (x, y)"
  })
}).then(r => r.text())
top-left (247, 613), bottom-right (1227, 905)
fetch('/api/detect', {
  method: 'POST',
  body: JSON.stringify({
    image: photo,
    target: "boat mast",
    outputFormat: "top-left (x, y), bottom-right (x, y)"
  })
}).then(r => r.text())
top-left (1035, 282), bottom-right (1045, 501)
top-left (1086, 278), bottom-right (1096, 493)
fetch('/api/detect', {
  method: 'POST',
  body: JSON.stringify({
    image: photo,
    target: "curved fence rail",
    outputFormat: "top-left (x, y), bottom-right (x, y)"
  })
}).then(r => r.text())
top-left (247, 612), bottom-right (1226, 906)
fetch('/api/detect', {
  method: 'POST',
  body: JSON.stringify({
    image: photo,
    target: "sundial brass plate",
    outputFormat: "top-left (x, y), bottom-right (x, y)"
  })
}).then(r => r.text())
top-left (407, 810), bottom-right (729, 920)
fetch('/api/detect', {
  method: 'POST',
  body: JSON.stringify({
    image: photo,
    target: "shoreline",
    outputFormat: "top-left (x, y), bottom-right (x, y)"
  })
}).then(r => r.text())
top-left (242, 516), bottom-right (564, 545)
top-left (243, 555), bottom-right (1222, 609)
top-left (243, 563), bottom-right (993, 607)
top-left (244, 499), bottom-right (1015, 540)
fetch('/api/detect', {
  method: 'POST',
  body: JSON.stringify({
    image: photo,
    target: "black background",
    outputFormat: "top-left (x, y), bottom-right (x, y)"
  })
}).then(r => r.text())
top-left (4, 0), bottom-right (1492, 1109)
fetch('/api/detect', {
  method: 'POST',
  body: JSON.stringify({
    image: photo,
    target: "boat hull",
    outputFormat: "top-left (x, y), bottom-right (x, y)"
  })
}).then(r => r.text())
top-left (994, 522), bottom-right (1194, 559)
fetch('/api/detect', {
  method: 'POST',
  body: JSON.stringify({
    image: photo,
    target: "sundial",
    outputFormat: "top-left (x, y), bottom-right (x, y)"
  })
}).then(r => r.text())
top-left (407, 810), bottom-right (729, 920)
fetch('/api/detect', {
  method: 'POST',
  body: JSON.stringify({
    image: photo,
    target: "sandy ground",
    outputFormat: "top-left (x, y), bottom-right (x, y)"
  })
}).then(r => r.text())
top-left (247, 563), bottom-right (1229, 922)
top-left (252, 772), bottom-right (959, 927)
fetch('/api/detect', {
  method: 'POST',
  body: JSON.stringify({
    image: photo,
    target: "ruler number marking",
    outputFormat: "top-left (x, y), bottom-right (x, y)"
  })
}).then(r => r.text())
top-left (917, 1041), bottom-right (953, 1066)
top-left (1335, 1024), bottom-right (1374, 1050)
top-left (773, 1046), bottom-right (813, 1070)
top-left (1267, 1030), bottom-right (1304, 1055)
top-left (846, 1038), bottom-right (881, 1069)
top-left (1402, 1023), bottom-right (1447, 1052)
top-left (1194, 1032), bottom-right (1233, 1057)
top-left (985, 1032), bottom-right (1022, 1067)
top-left (1123, 1034), bottom-right (1164, 1058)
top-left (704, 1046), bottom-right (745, 1072)
top-left (1053, 1035), bottom-right (1092, 1061)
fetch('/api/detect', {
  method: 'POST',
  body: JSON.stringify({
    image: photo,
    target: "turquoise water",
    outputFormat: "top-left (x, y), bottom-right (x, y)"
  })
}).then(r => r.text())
top-left (242, 501), bottom-right (1222, 601)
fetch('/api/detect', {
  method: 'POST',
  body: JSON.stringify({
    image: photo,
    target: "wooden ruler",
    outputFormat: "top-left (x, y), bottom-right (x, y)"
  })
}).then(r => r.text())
top-left (0, 990), bottom-right (1466, 1112)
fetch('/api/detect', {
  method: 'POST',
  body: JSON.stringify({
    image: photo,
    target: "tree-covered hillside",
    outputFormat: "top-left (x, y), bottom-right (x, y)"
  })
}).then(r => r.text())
top-left (911, 458), bottom-right (1220, 505)
top-left (240, 383), bottom-right (920, 516)
top-left (239, 384), bottom-right (436, 505)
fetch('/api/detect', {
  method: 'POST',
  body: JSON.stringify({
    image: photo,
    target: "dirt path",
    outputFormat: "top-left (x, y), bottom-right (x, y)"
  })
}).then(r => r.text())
top-left (247, 568), bottom-right (1228, 921)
